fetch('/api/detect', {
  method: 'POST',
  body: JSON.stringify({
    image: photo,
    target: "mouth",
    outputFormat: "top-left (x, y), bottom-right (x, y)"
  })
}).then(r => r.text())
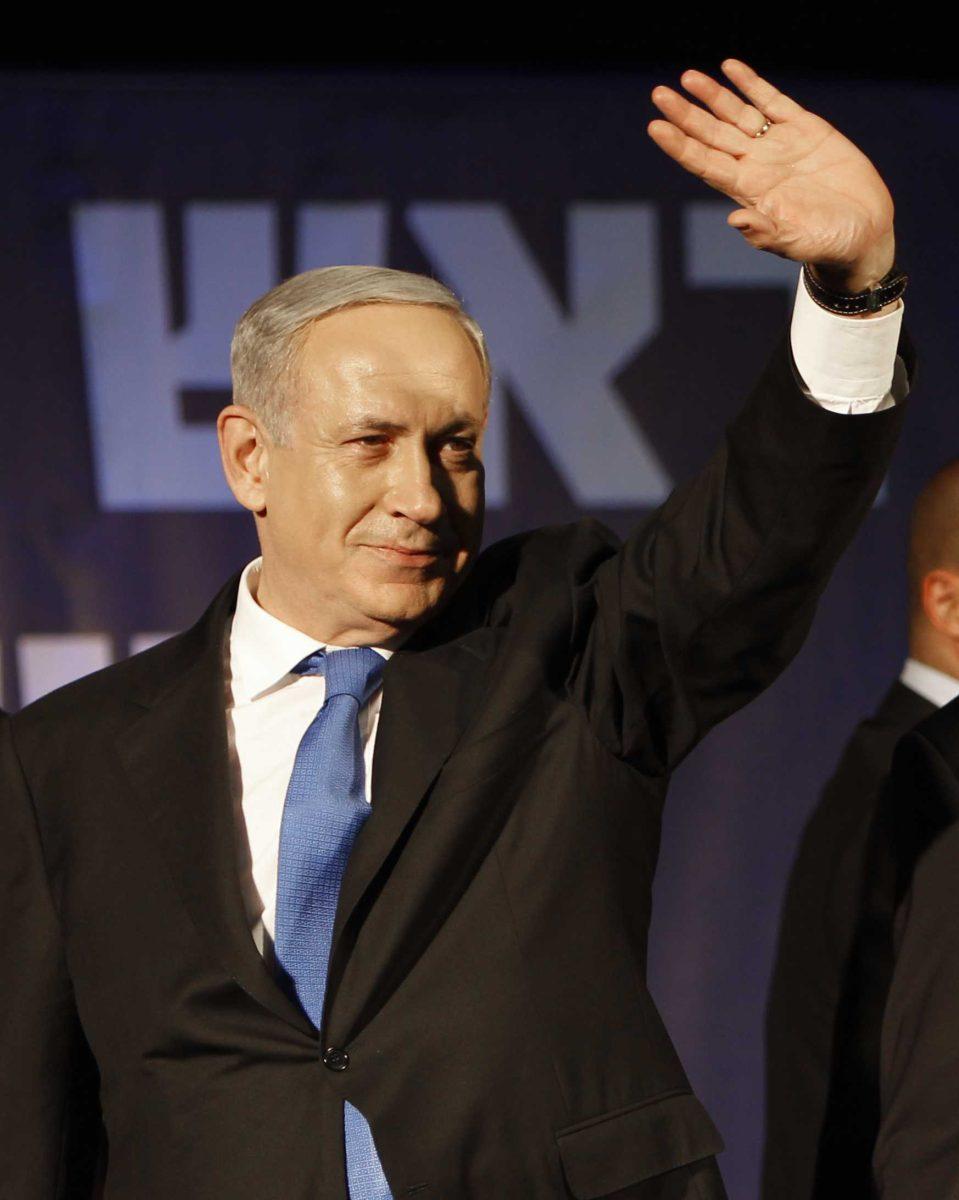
top-left (361, 544), bottom-right (447, 568)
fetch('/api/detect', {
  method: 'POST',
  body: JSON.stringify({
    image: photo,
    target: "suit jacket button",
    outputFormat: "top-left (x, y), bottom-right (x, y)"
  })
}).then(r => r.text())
top-left (323, 1046), bottom-right (350, 1072)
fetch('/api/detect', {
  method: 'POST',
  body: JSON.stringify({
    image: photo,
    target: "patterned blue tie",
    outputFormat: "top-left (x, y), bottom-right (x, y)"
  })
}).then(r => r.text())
top-left (274, 646), bottom-right (393, 1200)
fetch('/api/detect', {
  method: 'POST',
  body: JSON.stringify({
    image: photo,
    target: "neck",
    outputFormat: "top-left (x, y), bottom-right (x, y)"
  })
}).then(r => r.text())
top-left (254, 558), bottom-right (408, 649)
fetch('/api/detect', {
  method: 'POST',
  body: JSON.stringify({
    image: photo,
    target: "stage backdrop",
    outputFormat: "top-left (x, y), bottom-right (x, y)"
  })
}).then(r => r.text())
top-left (1, 68), bottom-right (956, 1196)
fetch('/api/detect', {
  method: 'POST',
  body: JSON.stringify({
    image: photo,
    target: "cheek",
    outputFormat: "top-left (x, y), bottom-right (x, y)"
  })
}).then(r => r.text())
top-left (286, 463), bottom-right (373, 532)
top-left (324, 464), bottom-right (367, 509)
top-left (453, 475), bottom-right (485, 542)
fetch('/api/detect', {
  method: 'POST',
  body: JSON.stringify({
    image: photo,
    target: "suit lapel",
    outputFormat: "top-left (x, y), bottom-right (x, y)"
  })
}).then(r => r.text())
top-left (115, 575), bottom-right (316, 1040)
top-left (330, 627), bottom-right (498, 967)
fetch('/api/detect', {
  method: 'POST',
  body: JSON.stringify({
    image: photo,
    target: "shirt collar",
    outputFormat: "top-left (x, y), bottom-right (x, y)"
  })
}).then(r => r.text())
top-left (900, 657), bottom-right (959, 710)
top-left (229, 557), bottom-right (392, 705)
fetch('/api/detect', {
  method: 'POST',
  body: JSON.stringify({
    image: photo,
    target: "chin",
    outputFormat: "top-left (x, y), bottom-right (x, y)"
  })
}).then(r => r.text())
top-left (358, 579), bottom-right (449, 633)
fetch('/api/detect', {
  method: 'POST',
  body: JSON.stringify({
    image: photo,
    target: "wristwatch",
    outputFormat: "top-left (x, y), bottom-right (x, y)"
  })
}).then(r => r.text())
top-left (802, 261), bottom-right (909, 315)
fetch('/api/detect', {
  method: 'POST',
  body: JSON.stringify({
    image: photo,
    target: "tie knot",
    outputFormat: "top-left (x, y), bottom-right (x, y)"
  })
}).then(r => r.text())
top-left (292, 646), bottom-right (385, 705)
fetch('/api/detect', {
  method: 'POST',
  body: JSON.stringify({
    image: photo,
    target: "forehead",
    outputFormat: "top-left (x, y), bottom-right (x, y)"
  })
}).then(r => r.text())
top-left (295, 302), bottom-right (487, 422)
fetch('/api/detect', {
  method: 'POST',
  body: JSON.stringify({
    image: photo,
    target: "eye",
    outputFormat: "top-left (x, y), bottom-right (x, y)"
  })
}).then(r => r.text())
top-left (444, 437), bottom-right (476, 454)
top-left (352, 434), bottom-right (391, 448)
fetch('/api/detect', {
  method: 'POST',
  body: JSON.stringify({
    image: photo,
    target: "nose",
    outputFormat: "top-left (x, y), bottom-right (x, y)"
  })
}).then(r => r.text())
top-left (383, 443), bottom-right (445, 527)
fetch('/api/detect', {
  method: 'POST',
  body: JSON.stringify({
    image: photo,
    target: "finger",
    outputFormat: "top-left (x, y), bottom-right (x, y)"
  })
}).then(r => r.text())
top-left (727, 206), bottom-right (780, 251)
top-left (720, 59), bottom-right (805, 122)
top-left (678, 69), bottom-right (769, 138)
top-left (647, 120), bottom-right (742, 195)
top-left (651, 85), bottom-right (753, 156)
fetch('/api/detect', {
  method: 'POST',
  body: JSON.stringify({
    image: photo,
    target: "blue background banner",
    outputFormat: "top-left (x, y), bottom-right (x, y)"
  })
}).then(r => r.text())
top-left (2, 69), bottom-right (956, 1195)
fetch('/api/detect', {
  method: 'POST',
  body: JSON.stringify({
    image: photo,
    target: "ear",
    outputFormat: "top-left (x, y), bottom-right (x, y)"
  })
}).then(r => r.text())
top-left (921, 569), bottom-right (959, 639)
top-left (217, 404), bottom-right (272, 514)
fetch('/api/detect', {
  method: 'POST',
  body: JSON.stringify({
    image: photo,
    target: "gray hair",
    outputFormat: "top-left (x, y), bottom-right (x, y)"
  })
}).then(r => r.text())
top-left (230, 265), bottom-right (491, 442)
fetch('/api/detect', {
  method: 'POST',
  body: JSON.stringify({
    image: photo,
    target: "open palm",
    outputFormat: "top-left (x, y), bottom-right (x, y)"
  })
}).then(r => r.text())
top-left (648, 61), bottom-right (894, 277)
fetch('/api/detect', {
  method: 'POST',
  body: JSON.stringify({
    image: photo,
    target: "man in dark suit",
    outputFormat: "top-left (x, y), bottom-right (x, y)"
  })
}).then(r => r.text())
top-left (763, 461), bottom-right (959, 1200)
top-left (872, 695), bottom-right (959, 1198)
top-left (1, 63), bottom-right (911, 1199)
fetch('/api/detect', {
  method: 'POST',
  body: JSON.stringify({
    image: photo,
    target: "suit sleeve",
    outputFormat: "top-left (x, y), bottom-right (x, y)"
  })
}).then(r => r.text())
top-left (874, 738), bottom-right (959, 1199)
top-left (567, 331), bottom-right (911, 773)
top-left (0, 716), bottom-right (103, 1198)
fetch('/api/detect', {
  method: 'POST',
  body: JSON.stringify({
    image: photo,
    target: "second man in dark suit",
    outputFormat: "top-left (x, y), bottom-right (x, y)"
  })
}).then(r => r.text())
top-left (873, 692), bottom-right (959, 1197)
top-left (763, 459), bottom-right (959, 1199)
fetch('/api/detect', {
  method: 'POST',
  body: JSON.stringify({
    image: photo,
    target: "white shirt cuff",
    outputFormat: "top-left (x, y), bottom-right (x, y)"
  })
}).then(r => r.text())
top-left (790, 271), bottom-right (905, 414)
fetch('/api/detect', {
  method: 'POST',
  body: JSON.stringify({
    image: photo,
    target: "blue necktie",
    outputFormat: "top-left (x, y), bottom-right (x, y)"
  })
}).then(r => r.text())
top-left (274, 647), bottom-right (393, 1200)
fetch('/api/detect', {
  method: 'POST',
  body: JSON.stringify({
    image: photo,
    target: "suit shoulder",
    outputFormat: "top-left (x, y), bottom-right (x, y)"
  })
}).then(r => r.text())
top-left (837, 719), bottom-right (912, 786)
top-left (450, 519), bottom-right (623, 637)
top-left (824, 683), bottom-right (936, 792)
top-left (477, 518), bottom-right (621, 580)
top-left (10, 571), bottom-right (239, 745)
top-left (801, 686), bottom-right (929, 845)
top-left (10, 628), bottom-right (200, 741)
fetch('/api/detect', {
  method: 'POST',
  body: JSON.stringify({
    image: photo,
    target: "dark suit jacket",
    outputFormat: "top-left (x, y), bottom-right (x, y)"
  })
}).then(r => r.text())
top-left (0, 335), bottom-right (908, 1200)
top-left (872, 696), bottom-right (959, 1199)
top-left (762, 681), bottom-right (935, 1200)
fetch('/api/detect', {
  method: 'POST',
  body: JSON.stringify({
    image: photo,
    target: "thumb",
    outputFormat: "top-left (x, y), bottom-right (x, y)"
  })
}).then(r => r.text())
top-left (727, 207), bottom-right (779, 250)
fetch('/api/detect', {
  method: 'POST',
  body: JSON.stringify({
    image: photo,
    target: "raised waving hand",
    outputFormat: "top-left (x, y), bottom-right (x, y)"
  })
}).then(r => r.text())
top-left (648, 60), bottom-right (895, 291)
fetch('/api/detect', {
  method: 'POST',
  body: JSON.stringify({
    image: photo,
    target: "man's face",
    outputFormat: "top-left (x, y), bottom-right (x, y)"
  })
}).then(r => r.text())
top-left (256, 303), bottom-right (487, 646)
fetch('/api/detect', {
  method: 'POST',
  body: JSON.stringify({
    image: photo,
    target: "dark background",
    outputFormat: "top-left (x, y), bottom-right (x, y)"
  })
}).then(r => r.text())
top-left (2, 11), bottom-right (955, 1197)
top-left (2, 5), bottom-right (956, 80)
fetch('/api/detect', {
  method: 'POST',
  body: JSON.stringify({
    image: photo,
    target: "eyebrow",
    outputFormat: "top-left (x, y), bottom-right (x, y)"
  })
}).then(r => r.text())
top-left (337, 413), bottom-right (484, 438)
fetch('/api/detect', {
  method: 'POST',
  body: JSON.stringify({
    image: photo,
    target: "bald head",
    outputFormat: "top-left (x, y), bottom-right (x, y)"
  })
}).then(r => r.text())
top-left (908, 459), bottom-right (959, 615)
top-left (908, 459), bottom-right (959, 679)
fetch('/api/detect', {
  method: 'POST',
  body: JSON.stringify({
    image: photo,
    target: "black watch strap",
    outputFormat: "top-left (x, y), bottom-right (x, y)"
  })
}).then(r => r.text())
top-left (802, 262), bottom-right (908, 315)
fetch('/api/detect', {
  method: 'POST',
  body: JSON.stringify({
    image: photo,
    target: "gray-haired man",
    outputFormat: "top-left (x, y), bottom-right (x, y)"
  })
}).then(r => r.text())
top-left (1, 61), bottom-right (912, 1199)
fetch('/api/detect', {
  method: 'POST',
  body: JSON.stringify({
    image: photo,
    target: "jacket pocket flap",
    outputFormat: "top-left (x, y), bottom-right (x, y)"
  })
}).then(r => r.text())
top-left (555, 1090), bottom-right (724, 1200)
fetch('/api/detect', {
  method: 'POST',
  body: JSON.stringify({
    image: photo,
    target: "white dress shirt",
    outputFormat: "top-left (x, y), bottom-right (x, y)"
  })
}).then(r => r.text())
top-left (227, 558), bottom-right (391, 970)
top-left (226, 272), bottom-right (906, 969)
top-left (900, 657), bottom-right (959, 709)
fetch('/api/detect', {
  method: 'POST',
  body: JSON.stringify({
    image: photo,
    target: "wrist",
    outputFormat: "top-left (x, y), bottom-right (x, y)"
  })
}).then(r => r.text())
top-left (809, 232), bottom-right (896, 294)
top-left (801, 261), bottom-right (907, 319)
top-left (802, 225), bottom-right (906, 318)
